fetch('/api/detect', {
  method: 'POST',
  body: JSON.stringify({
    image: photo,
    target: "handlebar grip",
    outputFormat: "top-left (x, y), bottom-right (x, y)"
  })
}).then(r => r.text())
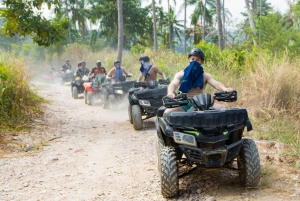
top-left (175, 93), bottom-right (187, 99)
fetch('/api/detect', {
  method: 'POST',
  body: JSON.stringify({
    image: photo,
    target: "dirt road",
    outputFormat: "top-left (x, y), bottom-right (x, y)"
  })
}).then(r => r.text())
top-left (0, 81), bottom-right (300, 201)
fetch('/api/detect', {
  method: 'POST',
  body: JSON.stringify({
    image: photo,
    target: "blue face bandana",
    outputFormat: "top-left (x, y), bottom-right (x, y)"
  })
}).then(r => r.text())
top-left (139, 61), bottom-right (152, 78)
top-left (179, 61), bottom-right (204, 93)
top-left (115, 63), bottom-right (123, 81)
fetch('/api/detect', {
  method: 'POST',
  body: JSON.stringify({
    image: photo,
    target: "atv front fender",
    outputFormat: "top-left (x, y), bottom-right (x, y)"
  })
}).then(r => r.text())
top-left (157, 117), bottom-right (174, 137)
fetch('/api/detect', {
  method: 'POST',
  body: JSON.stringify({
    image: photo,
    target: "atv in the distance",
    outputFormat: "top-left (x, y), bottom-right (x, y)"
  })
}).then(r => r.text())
top-left (71, 75), bottom-right (89, 99)
top-left (101, 75), bottom-right (135, 109)
top-left (83, 74), bottom-right (106, 106)
top-left (60, 69), bottom-right (75, 85)
top-left (128, 78), bottom-right (170, 130)
top-left (156, 90), bottom-right (260, 198)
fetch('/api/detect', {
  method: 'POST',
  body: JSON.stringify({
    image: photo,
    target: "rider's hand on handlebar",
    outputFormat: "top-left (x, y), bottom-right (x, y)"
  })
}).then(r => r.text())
top-left (167, 93), bottom-right (175, 99)
top-left (223, 88), bottom-right (233, 93)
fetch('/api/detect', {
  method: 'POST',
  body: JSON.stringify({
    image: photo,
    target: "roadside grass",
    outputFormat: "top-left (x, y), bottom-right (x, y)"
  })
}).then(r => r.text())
top-left (0, 53), bottom-right (46, 132)
top-left (260, 164), bottom-right (276, 188)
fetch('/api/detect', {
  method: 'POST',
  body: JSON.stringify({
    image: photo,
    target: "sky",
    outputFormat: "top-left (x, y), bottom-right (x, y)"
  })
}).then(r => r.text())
top-left (142, 0), bottom-right (290, 26)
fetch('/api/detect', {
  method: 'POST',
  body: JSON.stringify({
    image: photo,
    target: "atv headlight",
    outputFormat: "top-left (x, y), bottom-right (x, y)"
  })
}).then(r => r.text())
top-left (173, 132), bottom-right (197, 147)
top-left (139, 100), bottom-right (151, 107)
top-left (114, 90), bottom-right (123, 94)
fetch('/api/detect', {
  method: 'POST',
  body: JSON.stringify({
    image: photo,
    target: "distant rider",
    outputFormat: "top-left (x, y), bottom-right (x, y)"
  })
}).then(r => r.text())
top-left (106, 60), bottom-right (133, 83)
top-left (136, 56), bottom-right (167, 83)
top-left (89, 60), bottom-right (107, 78)
top-left (61, 59), bottom-right (72, 72)
top-left (75, 61), bottom-right (90, 78)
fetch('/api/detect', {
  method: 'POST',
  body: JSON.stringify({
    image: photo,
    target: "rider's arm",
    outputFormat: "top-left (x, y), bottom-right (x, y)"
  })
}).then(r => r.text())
top-left (106, 69), bottom-right (113, 80)
top-left (206, 73), bottom-right (233, 92)
top-left (153, 66), bottom-right (167, 80)
top-left (136, 72), bottom-right (143, 82)
top-left (122, 67), bottom-right (132, 76)
top-left (167, 71), bottom-right (184, 98)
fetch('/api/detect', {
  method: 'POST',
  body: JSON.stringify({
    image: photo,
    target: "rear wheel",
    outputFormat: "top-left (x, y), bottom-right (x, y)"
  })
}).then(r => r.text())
top-left (73, 87), bottom-right (78, 99)
top-left (160, 147), bottom-right (179, 198)
top-left (87, 92), bottom-right (94, 106)
top-left (128, 104), bottom-right (133, 124)
top-left (238, 139), bottom-right (260, 187)
top-left (132, 105), bottom-right (143, 130)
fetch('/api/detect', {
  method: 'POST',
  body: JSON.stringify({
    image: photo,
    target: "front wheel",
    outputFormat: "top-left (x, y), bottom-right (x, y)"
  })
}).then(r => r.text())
top-left (84, 90), bottom-right (87, 104)
top-left (108, 95), bottom-right (116, 110)
top-left (132, 105), bottom-right (143, 130)
top-left (128, 104), bottom-right (133, 124)
top-left (72, 87), bottom-right (78, 99)
top-left (160, 147), bottom-right (179, 198)
top-left (238, 139), bottom-right (261, 187)
top-left (87, 92), bottom-right (94, 106)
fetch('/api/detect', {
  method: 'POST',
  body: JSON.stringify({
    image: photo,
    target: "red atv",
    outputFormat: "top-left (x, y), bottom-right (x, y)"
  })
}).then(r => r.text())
top-left (83, 74), bottom-right (106, 106)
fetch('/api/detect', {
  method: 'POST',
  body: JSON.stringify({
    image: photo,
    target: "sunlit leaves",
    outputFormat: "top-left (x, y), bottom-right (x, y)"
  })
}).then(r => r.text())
top-left (0, 0), bottom-right (68, 46)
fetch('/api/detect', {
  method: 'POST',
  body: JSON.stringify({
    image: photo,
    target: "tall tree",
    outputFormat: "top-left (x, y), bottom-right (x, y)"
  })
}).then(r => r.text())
top-left (244, 0), bottom-right (258, 46)
top-left (152, 0), bottom-right (158, 51)
top-left (184, 0), bottom-right (187, 53)
top-left (216, 0), bottom-right (225, 48)
top-left (117, 0), bottom-right (124, 61)
top-left (68, 0), bottom-right (90, 43)
top-left (65, 0), bottom-right (72, 43)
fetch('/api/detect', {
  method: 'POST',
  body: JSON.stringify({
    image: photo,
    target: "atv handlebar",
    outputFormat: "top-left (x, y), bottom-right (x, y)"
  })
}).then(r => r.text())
top-left (133, 82), bottom-right (148, 88)
top-left (158, 78), bottom-right (170, 85)
top-left (213, 90), bottom-right (237, 102)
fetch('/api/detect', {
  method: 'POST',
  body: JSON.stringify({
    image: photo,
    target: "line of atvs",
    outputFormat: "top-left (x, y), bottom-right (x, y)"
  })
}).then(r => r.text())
top-left (67, 73), bottom-right (261, 198)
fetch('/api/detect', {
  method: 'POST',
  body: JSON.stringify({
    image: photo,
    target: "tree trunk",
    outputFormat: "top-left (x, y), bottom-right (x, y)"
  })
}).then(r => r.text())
top-left (65, 0), bottom-right (72, 44)
top-left (244, 0), bottom-right (258, 46)
top-left (152, 0), bottom-right (158, 51)
top-left (184, 0), bottom-right (186, 53)
top-left (203, 0), bottom-right (206, 41)
top-left (216, 0), bottom-right (225, 49)
top-left (117, 0), bottom-right (123, 61)
top-left (168, 0), bottom-right (172, 49)
top-left (222, 0), bottom-right (226, 48)
top-left (259, 0), bottom-right (262, 45)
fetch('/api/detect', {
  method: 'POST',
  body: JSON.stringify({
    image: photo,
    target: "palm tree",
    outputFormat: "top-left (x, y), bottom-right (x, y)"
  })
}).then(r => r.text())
top-left (169, 7), bottom-right (184, 50)
top-left (216, 0), bottom-right (225, 49)
top-left (184, 0), bottom-right (187, 53)
top-left (68, 0), bottom-right (90, 43)
top-left (244, 0), bottom-right (258, 46)
top-left (186, 0), bottom-right (216, 44)
top-left (152, 0), bottom-right (158, 51)
top-left (65, 0), bottom-right (72, 43)
top-left (117, 0), bottom-right (123, 61)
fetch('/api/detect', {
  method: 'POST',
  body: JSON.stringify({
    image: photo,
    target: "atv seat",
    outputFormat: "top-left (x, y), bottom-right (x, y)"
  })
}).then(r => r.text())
top-left (164, 108), bottom-right (250, 129)
top-left (192, 94), bottom-right (213, 110)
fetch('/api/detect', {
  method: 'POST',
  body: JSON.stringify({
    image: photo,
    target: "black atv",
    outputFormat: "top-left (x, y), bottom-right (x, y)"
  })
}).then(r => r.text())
top-left (71, 75), bottom-right (89, 99)
top-left (101, 75), bottom-right (135, 109)
top-left (60, 69), bottom-right (75, 85)
top-left (128, 78), bottom-right (170, 130)
top-left (155, 90), bottom-right (260, 198)
top-left (83, 74), bottom-right (106, 106)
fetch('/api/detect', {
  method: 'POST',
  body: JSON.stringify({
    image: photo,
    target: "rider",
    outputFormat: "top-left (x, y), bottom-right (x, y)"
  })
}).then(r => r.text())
top-left (89, 60), bottom-right (107, 77)
top-left (136, 56), bottom-right (167, 84)
top-left (106, 60), bottom-right (133, 83)
top-left (61, 59), bottom-right (72, 72)
top-left (166, 48), bottom-right (233, 112)
top-left (75, 61), bottom-right (90, 78)
top-left (74, 61), bottom-right (82, 76)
